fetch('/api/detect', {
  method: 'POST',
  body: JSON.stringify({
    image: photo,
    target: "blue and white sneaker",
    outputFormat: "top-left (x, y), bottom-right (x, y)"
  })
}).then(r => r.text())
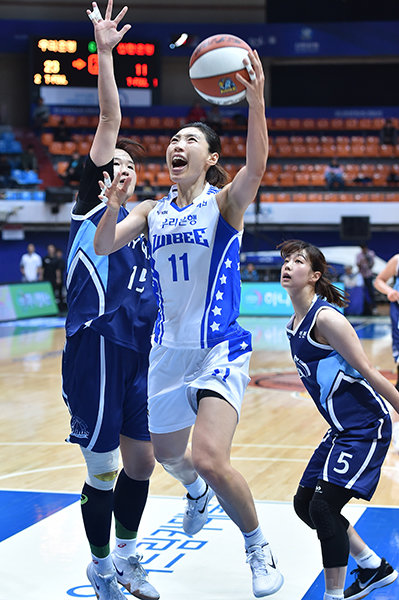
top-left (183, 484), bottom-right (214, 535)
top-left (86, 562), bottom-right (126, 600)
top-left (246, 544), bottom-right (284, 597)
top-left (112, 553), bottom-right (160, 600)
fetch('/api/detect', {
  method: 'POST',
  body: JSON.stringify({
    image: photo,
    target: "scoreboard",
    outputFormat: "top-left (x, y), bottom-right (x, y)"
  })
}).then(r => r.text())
top-left (31, 37), bottom-right (160, 104)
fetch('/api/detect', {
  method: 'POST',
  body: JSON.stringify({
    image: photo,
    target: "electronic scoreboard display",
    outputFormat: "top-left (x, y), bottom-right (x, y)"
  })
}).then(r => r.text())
top-left (31, 37), bottom-right (160, 92)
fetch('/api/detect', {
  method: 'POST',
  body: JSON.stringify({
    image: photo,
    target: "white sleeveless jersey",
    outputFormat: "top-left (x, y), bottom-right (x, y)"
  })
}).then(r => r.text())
top-left (147, 183), bottom-right (249, 349)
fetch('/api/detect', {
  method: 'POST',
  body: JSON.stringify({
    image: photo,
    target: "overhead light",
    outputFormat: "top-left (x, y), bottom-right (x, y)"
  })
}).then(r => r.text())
top-left (169, 33), bottom-right (189, 49)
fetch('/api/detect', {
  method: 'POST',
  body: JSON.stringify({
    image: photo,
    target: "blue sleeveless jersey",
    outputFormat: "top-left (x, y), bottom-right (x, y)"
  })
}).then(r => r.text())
top-left (65, 157), bottom-right (157, 352)
top-left (147, 183), bottom-right (251, 350)
top-left (286, 296), bottom-right (389, 433)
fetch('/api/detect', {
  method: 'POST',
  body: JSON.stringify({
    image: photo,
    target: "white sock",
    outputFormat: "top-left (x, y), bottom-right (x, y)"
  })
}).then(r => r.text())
top-left (91, 554), bottom-right (114, 575)
top-left (324, 591), bottom-right (344, 600)
top-left (354, 546), bottom-right (381, 569)
top-left (185, 476), bottom-right (207, 499)
top-left (242, 525), bottom-right (267, 550)
top-left (114, 537), bottom-right (137, 559)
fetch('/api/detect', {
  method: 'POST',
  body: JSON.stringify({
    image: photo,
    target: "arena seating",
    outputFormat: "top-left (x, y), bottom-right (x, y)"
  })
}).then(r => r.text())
top-left (37, 115), bottom-right (399, 202)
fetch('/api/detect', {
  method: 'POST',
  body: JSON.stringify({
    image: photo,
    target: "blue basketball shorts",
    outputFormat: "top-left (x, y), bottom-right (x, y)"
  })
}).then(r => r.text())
top-left (390, 300), bottom-right (399, 363)
top-left (299, 417), bottom-right (392, 501)
top-left (62, 326), bottom-right (151, 452)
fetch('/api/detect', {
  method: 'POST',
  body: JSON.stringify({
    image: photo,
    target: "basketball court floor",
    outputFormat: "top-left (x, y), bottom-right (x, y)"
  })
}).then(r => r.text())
top-left (1, 315), bottom-right (398, 600)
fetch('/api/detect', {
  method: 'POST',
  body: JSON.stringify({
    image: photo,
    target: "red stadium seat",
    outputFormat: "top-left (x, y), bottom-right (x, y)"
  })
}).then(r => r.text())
top-left (260, 192), bottom-right (276, 203)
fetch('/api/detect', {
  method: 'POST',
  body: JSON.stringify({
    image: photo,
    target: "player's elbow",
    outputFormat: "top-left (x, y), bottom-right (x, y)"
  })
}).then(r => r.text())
top-left (93, 237), bottom-right (111, 256)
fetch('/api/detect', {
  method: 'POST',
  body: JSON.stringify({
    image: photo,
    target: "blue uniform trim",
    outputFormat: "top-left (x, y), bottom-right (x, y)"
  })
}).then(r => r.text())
top-left (201, 216), bottom-right (241, 348)
top-left (287, 297), bottom-right (389, 433)
top-left (67, 217), bottom-right (109, 292)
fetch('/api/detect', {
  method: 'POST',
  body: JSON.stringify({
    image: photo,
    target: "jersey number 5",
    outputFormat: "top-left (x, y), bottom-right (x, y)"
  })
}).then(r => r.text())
top-left (333, 451), bottom-right (353, 474)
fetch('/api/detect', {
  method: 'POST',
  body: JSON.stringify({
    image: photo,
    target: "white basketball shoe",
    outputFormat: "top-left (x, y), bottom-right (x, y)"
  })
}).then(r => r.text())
top-left (86, 562), bottom-right (126, 600)
top-left (246, 543), bottom-right (284, 597)
top-left (112, 553), bottom-right (160, 600)
top-left (183, 484), bottom-right (214, 535)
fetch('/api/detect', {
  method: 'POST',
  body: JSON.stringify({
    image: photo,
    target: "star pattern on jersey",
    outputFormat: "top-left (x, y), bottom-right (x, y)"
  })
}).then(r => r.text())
top-left (240, 341), bottom-right (249, 350)
top-left (209, 256), bottom-right (235, 334)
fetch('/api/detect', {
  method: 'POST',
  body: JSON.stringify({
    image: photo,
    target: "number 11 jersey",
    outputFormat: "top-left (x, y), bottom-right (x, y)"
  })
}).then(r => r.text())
top-left (148, 183), bottom-right (249, 349)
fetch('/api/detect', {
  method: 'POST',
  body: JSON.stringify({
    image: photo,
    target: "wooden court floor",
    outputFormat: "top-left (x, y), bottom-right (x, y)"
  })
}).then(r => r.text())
top-left (1, 316), bottom-right (398, 506)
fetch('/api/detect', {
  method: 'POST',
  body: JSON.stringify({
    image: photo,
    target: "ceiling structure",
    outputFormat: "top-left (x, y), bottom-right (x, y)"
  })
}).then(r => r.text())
top-left (0, 0), bottom-right (266, 24)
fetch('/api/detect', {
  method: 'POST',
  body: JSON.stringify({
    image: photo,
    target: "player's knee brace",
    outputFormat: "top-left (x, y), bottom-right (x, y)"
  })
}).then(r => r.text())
top-left (309, 497), bottom-right (349, 568)
top-left (293, 485), bottom-right (316, 529)
top-left (81, 446), bottom-right (119, 491)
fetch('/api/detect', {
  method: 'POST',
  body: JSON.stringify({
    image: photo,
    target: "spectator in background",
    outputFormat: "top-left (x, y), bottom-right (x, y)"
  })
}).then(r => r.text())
top-left (386, 167), bottom-right (399, 186)
top-left (324, 158), bottom-right (345, 190)
top-left (186, 101), bottom-right (207, 123)
top-left (341, 265), bottom-right (364, 316)
top-left (356, 244), bottom-right (376, 315)
top-left (61, 151), bottom-right (86, 187)
top-left (54, 118), bottom-right (70, 143)
top-left (141, 177), bottom-right (154, 199)
top-left (55, 247), bottom-right (66, 311)
top-left (32, 97), bottom-right (50, 133)
top-left (242, 262), bottom-right (260, 282)
top-left (206, 105), bottom-right (223, 135)
top-left (0, 154), bottom-right (12, 188)
top-left (379, 118), bottom-right (397, 146)
top-left (20, 144), bottom-right (38, 172)
top-left (42, 243), bottom-right (62, 300)
top-left (20, 243), bottom-right (42, 282)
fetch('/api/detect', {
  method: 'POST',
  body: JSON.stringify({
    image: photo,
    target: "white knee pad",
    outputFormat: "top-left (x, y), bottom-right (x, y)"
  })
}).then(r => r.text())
top-left (81, 446), bottom-right (120, 491)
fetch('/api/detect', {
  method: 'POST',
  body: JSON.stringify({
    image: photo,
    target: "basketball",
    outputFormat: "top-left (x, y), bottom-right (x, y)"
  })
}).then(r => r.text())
top-left (189, 34), bottom-right (252, 105)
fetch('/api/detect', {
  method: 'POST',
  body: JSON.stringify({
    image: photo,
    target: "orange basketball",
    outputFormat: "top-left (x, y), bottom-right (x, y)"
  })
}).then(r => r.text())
top-left (189, 34), bottom-right (252, 105)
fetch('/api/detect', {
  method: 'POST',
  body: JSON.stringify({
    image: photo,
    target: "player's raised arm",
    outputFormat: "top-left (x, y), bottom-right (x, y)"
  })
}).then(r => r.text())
top-left (374, 254), bottom-right (399, 302)
top-left (220, 50), bottom-right (267, 227)
top-left (88, 0), bottom-right (131, 166)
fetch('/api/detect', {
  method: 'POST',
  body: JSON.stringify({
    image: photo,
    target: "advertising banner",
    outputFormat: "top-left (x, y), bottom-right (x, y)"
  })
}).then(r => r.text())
top-left (0, 282), bottom-right (58, 322)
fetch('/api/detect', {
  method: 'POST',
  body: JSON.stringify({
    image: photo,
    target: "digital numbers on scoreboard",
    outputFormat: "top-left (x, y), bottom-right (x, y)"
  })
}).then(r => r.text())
top-left (31, 38), bottom-right (160, 89)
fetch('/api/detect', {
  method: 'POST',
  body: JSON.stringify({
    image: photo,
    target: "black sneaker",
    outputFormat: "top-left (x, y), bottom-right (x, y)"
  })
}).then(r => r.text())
top-left (344, 558), bottom-right (398, 599)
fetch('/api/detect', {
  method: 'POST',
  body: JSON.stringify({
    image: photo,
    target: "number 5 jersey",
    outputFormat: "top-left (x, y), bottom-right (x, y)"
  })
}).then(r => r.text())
top-left (286, 295), bottom-right (390, 436)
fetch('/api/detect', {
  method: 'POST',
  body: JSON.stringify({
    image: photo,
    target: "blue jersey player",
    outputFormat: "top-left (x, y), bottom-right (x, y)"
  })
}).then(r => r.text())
top-left (280, 239), bottom-right (399, 600)
top-left (62, 2), bottom-right (158, 599)
top-left (374, 252), bottom-right (399, 452)
top-left (94, 49), bottom-right (284, 598)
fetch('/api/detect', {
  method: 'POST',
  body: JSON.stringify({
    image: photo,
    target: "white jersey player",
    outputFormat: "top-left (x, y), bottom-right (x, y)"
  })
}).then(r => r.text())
top-left (94, 48), bottom-right (284, 598)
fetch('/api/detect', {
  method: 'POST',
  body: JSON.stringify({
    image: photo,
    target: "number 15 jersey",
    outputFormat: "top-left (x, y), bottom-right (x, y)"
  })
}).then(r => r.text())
top-left (147, 183), bottom-right (250, 349)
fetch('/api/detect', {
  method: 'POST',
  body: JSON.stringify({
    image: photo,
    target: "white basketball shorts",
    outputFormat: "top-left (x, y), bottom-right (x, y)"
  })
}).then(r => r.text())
top-left (148, 339), bottom-right (251, 434)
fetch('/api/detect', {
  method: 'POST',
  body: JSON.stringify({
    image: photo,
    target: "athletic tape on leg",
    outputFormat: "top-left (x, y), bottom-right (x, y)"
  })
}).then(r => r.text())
top-left (81, 446), bottom-right (120, 490)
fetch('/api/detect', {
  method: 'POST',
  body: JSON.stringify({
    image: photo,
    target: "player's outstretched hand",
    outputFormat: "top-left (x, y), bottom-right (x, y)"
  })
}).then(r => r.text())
top-left (87, 0), bottom-right (131, 52)
top-left (98, 171), bottom-right (133, 210)
top-left (236, 49), bottom-right (265, 110)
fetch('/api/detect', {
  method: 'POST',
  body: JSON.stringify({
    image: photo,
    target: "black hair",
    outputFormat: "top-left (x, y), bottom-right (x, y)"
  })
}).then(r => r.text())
top-left (180, 121), bottom-right (228, 187)
top-left (116, 137), bottom-right (145, 171)
top-left (278, 239), bottom-right (348, 308)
